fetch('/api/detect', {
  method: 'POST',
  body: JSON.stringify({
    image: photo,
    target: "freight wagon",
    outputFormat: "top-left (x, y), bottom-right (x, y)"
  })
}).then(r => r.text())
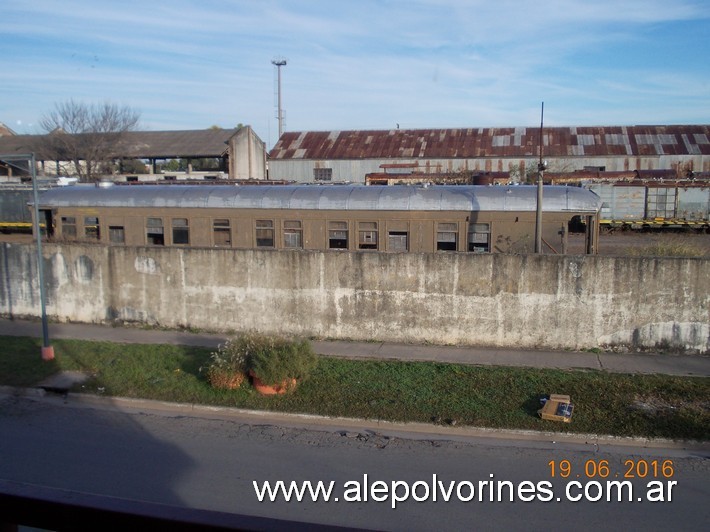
top-left (588, 182), bottom-right (710, 231)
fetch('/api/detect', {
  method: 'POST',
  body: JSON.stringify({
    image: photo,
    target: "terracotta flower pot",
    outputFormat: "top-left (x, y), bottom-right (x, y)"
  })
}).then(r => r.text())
top-left (249, 370), bottom-right (297, 395)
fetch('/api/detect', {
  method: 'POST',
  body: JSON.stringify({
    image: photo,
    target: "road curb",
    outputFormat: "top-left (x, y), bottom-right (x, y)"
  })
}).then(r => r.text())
top-left (2, 385), bottom-right (708, 452)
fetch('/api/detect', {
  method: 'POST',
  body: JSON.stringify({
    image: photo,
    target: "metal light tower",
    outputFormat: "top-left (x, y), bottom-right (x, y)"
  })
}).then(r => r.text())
top-left (534, 102), bottom-right (546, 254)
top-left (272, 58), bottom-right (287, 138)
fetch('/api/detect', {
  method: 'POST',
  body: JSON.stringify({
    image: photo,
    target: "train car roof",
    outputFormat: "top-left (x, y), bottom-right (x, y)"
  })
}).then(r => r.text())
top-left (35, 184), bottom-right (602, 213)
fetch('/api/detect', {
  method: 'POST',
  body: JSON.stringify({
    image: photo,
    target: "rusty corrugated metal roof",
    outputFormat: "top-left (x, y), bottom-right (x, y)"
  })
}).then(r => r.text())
top-left (269, 126), bottom-right (710, 160)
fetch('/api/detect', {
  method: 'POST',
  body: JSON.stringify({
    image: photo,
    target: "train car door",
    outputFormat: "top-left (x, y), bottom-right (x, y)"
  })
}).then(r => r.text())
top-left (40, 209), bottom-right (54, 238)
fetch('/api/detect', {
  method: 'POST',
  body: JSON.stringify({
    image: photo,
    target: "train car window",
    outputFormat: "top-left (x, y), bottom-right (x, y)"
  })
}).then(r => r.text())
top-left (283, 220), bottom-right (303, 249)
top-left (256, 219), bottom-right (274, 247)
top-left (109, 226), bottom-right (125, 244)
top-left (467, 222), bottom-right (490, 253)
top-left (84, 216), bottom-right (100, 240)
top-left (213, 219), bottom-right (231, 247)
top-left (146, 217), bottom-right (165, 246)
top-left (328, 221), bottom-right (348, 249)
top-left (437, 223), bottom-right (458, 251)
top-left (61, 216), bottom-right (77, 238)
top-left (388, 231), bottom-right (408, 252)
top-left (172, 218), bottom-right (189, 245)
top-left (358, 222), bottom-right (378, 250)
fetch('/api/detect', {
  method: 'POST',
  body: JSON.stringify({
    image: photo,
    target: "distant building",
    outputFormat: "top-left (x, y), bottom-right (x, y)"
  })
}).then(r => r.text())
top-left (268, 126), bottom-right (710, 184)
top-left (0, 126), bottom-right (267, 181)
top-left (0, 122), bottom-right (16, 137)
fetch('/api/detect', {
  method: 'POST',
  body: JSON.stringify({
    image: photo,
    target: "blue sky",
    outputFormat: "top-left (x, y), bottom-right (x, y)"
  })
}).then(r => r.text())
top-left (2, 0), bottom-right (709, 148)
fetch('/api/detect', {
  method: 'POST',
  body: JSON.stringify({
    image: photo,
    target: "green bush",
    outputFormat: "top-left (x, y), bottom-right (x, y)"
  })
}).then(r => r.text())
top-left (243, 333), bottom-right (317, 386)
top-left (203, 339), bottom-right (248, 389)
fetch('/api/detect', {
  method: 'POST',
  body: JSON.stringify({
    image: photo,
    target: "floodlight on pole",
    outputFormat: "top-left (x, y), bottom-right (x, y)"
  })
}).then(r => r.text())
top-left (0, 152), bottom-right (53, 360)
top-left (272, 57), bottom-right (287, 138)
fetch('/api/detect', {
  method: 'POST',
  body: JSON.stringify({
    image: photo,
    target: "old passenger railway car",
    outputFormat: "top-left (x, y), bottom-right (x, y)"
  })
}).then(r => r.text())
top-left (34, 184), bottom-right (602, 254)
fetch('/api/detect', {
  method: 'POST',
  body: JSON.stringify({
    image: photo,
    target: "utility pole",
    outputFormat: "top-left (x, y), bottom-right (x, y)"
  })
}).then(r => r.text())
top-left (534, 102), bottom-right (546, 254)
top-left (0, 153), bottom-right (53, 360)
top-left (272, 58), bottom-right (287, 138)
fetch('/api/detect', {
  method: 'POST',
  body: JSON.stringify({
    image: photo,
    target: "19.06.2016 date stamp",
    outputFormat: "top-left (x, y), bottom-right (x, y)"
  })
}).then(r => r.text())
top-left (548, 459), bottom-right (675, 479)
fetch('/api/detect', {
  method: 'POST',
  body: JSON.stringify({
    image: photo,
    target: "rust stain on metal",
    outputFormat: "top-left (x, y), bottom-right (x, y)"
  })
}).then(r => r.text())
top-left (269, 126), bottom-right (710, 160)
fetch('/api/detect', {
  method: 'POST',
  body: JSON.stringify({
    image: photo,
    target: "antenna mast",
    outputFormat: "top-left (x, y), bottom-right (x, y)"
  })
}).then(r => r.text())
top-left (534, 102), bottom-right (545, 254)
top-left (272, 58), bottom-right (287, 138)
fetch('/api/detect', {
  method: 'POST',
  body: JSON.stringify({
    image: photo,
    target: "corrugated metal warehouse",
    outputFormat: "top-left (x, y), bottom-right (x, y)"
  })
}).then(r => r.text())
top-left (268, 125), bottom-right (710, 183)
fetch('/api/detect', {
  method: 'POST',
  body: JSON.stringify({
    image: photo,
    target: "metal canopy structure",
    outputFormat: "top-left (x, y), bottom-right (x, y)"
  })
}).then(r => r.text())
top-left (0, 128), bottom-right (240, 161)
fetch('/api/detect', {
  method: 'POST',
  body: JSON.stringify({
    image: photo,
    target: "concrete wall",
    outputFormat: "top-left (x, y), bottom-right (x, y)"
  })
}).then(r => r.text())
top-left (230, 126), bottom-right (267, 180)
top-left (1, 242), bottom-right (708, 353)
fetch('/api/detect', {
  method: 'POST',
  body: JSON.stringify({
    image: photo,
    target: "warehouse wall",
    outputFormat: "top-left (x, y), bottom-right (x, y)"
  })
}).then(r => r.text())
top-left (268, 154), bottom-right (710, 184)
top-left (1, 242), bottom-right (708, 353)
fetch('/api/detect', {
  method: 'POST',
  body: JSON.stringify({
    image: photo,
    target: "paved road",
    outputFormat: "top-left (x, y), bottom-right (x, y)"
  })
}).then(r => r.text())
top-left (1, 394), bottom-right (708, 531)
top-left (1, 318), bottom-right (708, 376)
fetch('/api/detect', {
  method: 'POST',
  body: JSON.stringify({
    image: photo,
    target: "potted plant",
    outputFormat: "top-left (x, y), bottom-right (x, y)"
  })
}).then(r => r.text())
top-left (202, 339), bottom-right (248, 390)
top-left (244, 333), bottom-right (318, 395)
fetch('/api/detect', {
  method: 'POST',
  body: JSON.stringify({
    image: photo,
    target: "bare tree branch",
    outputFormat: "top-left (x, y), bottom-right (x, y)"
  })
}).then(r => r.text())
top-left (39, 100), bottom-right (141, 181)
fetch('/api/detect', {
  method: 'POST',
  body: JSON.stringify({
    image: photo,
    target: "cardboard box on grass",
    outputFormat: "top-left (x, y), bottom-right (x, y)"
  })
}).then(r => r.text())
top-left (538, 394), bottom-right (574, 423)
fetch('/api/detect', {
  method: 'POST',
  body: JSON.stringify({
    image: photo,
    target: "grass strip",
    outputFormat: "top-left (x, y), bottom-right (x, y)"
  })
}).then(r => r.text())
top-left (1, 336), bottom-right (708, 441)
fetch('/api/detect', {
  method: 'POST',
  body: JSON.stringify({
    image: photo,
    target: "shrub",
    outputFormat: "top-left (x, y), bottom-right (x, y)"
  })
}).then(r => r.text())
top-left (243, 333), bottom-right (318, 386)
top-left (203, 339), bottom-right (248, 389)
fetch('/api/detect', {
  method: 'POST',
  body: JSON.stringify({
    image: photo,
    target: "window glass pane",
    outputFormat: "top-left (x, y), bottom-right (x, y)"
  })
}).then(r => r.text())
top-left (284, 220), bottom-right (302, 248)
top-left (469, 234), bottom-right (489, 244)
top-left (109, 226), bottom-right (125, 244)
top-left (284, 231), bottom-right (302, 248)
top-left (61, 216), bottom-right (77, 238)
top-left (82, 216), bottom-right (100, 239)
top-left (213, 219), bottom-right (231, 246)
top-left (256, 220), bottom-right (274, 247)
top-left (388, 231), bottom-right (408, 252)
top-left (467, 222), bottom-right (490, 252)
top-left (469, 223), bottom-right (490, 233)
top-left (437, 222), bottom-right (458, 251)
top-left (328, 221), bottom-right (348, 249)
top-left (172, 218), bottom-right (189, 245)
top-left (256, 230), bottom-right (274, 247)
top-left (147, 217), bottom-right (164, 245)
